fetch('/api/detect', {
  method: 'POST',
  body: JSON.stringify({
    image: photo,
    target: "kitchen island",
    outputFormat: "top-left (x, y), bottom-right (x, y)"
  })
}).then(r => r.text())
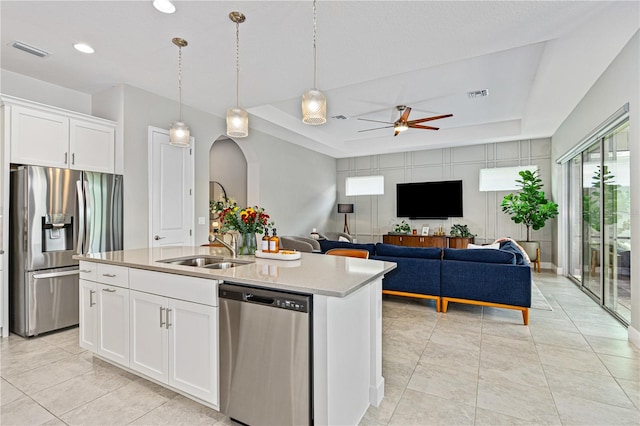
top-left (75, 246), bottom-right (396, 426)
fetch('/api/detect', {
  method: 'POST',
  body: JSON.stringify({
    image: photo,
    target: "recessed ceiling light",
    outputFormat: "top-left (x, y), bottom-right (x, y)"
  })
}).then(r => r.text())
top-left (153, 0), bottom-right (176, 14)
top-left (73, 43), bottom-right (95, 54)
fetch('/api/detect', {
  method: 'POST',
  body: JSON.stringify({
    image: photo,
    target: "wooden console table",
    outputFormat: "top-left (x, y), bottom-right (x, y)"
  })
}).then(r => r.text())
top-left (383, 234), bottom-right (447, 248)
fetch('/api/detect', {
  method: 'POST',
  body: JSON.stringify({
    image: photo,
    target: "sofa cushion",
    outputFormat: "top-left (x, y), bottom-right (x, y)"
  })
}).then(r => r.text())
top-left (498, 240), bottom-right (527, 265)
top-left (318, 239), bottom-right (376, 255)
top-left (375, 243), bottom-right (441, 260)
top-left (443, 248), bottom-right (516, 264)
top-left (371, 255), bottom-right (441, 296)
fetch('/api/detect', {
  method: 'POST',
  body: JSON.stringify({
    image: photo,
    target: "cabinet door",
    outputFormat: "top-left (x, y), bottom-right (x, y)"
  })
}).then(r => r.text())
top-left (10, 106), bottom-right (69, 168)
top-left (129, 290), bottom-right (168, 383)
top-left (79, 279), bottom-right (97, 351)
top-left (168, 299), bottom-right (218, 405)
top-left (97, 283), bottom-right (129, 366)
top-left (69, 119), bottom-right (115, 173)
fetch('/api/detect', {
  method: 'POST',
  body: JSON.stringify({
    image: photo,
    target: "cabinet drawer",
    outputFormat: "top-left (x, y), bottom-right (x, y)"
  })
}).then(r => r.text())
top-left (97, 264), bottom-right (129, 288)
top-left (129, 268), bottom-right (218, 306)
top-left (79, 261), bottom-right (97, 281)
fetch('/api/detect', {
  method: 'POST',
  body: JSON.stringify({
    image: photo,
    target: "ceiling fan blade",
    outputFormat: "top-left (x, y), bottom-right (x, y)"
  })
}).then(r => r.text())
top-left (410, 124), bottom-right (440, 131)
top-left (357, 125), bottom-right (394, 132)
top-left (407, 113), bottom-right (453, 125)
top-left (399, 107), bottom-right (412, 122)
top-left (357, 118), bottom-right (394, 124)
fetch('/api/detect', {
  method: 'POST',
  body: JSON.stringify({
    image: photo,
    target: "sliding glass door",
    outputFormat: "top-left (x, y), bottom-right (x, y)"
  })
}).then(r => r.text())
top-left (566, 118), bottom-right (630, 324)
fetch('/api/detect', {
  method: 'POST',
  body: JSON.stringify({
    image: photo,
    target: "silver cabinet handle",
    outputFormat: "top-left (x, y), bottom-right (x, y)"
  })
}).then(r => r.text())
top-left (160, 307), bottom-right (166, 328)
top-left (64, 152), bottom-right (68, 164)
top-left (89, 290), bottom-right (96, 307)
top-left (165, 308), bottom-right (172, 329)
top-left (72, 153), bottom-right (75, 165)
top-left (79, 269), bottom-right (92, 273)
top-left (102, 273), bottom-right (117, 278)
top-left (154, 235), bottom-right (166, 241)
top-left (102, 288), bottom-right (116, 293)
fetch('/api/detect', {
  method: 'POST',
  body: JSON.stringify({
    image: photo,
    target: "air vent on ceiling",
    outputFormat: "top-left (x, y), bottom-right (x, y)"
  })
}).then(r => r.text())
top-left (467, 89), bottom-right (489, 99)
top-left (331, 115), bottom-right (347, 120)
top-left (12, 41), bottom-right (49, 58)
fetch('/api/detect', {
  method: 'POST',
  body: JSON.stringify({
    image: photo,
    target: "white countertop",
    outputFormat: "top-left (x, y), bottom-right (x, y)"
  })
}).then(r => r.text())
top-left (74, 246), bottom-right (396, 298)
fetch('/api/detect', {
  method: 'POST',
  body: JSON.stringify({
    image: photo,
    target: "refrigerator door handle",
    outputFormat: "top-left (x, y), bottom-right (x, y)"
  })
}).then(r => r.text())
top-left (83, 180), bottom-right (92, 254)
top-left (76, 180), bottom-right (85, 255)
top-left (33, 270), bottom-right (80, 280)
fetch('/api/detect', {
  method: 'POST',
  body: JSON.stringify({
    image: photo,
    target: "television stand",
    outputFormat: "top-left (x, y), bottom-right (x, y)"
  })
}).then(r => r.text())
top-left (382, 234), bottom-right (447, 248)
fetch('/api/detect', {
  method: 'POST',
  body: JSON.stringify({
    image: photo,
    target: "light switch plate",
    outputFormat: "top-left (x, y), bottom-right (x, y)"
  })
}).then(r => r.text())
top-left (198, 217), bottom-right (206, 225)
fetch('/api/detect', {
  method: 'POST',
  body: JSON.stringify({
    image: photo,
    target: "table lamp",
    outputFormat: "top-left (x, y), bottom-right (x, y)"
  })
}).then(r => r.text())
top-left (337, 203), bottom-right (354, 234)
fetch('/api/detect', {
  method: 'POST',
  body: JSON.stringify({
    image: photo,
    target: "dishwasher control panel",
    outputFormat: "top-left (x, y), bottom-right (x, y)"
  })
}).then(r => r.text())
top-left (275, 299), bottom-right (308, 312)
top-left (219, 283), bottom-right (311, 314)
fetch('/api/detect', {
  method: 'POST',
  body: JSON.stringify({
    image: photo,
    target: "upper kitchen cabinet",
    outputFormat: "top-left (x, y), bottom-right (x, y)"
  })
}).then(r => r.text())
top-left (2, 96), bottom-right (116, 173)
top-left (69, 119), bottom-right (115, 173)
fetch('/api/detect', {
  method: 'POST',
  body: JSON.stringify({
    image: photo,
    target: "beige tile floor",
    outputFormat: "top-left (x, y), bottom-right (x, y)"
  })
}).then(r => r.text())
top-left (1, 271), bottom-right (638, 425)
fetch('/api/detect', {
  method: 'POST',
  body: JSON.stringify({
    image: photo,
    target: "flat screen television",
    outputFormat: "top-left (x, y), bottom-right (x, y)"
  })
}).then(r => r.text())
top-left (396, 180), bottom-right (463, 219)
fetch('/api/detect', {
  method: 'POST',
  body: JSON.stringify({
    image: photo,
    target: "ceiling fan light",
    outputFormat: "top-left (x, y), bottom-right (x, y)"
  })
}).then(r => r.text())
top-left (169, 121), bottom-right (190, 146)
top-left (227, 107), bottom-right (249, 138)
top-left (395, 122), bottom-right (409, 132)
top-left (302, 89), bottom-right (327, 125)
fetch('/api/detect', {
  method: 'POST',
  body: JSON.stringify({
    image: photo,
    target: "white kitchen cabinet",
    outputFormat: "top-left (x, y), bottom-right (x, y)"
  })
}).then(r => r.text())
top-left (4, 96), bottom-right (116, 173)
top-left (79, 279), bottom-right (97, 351)
top-left (130, 289), bottom-right (218, 405)
top-left (10, 105), bottom-right (69, 168)
top-left (69, 119), bottom-right (115, 173)
top-left (97, 283), bottom-right (129, 366)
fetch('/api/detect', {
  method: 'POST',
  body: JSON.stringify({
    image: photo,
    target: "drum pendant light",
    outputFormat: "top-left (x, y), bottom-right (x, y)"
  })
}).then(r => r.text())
top-left (227, 11), bottom-right (248, 138)
top-left (169, 37), bottom-right (190, 147)
top-left (301, 0), bottom-right (326, 125)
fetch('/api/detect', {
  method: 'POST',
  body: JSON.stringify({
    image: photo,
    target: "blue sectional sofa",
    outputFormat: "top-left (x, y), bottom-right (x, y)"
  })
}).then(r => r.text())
top-left (359, 242), bottom-right (532, 324)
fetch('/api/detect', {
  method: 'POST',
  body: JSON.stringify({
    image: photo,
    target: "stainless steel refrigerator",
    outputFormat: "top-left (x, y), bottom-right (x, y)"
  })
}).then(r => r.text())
top-left (9, 165), bottom-right (123, 337)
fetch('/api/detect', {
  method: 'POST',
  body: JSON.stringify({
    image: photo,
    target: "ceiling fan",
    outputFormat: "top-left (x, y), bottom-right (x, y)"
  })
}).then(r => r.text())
top-left (358, 105), bottom-right (453, 136)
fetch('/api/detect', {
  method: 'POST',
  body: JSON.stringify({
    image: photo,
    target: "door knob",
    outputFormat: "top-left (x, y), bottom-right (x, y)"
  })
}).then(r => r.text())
top-left (154, 235), bottom-right (166, 240)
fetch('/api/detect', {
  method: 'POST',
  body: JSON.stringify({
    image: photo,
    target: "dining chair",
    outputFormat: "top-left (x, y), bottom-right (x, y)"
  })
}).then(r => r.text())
top-left (325, 248), bottom-right (370, 259)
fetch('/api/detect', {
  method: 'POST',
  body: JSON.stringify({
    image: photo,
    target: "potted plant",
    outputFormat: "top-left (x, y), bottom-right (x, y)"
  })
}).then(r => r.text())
top-left (449, 224), bottom-right (475, 248)
top-left (501, 169), bottom-right (559, 260)
top-left (391, 220), bottom-right (411, 235)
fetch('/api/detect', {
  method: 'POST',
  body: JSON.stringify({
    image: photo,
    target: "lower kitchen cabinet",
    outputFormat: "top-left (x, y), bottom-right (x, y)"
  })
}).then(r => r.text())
top-left (79, 279), bottom-right (97, 351)
top-left (96, 283), bottom-right (130, 366)
top-left (130, 290), bottom-right (218, 405)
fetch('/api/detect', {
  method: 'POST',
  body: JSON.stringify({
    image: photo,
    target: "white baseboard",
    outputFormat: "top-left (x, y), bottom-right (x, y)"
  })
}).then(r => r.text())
top-left (629, 326), bottom-right (640, 349)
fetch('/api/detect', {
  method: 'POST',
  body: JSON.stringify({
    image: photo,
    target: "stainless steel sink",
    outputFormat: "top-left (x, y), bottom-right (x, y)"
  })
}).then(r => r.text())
top-left (202, 261), bottom-right (243, 270)
top-left (156, 255), bottom-right (252, 269)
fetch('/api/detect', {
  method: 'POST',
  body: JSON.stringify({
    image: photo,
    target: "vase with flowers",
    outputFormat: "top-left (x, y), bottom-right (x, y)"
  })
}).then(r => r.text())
top-left (217, 204), bottom-right (273, 255)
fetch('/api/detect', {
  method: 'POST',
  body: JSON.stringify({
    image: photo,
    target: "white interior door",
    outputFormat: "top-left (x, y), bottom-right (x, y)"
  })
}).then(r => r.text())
top-left (148, 127), bottom-right (194, 247)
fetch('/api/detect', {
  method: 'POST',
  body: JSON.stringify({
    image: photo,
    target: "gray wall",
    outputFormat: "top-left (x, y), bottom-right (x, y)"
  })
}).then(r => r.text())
top-left (337, 138), bottom-right (555, 263)
top-left (552, 31), bottom-right (639, 337)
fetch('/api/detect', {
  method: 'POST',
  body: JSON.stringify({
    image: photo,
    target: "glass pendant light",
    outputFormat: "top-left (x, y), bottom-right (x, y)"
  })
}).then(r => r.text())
top-left (227, 11), bottom-right (248, 138)
top-left (301, 0), bottom-right (326, 125)
top-left (169, 37), bottom-right (190, 147)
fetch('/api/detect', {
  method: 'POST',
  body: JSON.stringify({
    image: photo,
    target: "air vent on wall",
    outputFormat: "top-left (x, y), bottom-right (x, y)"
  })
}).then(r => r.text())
top-left (467, 89), bottom-right (489, 99)
top-left (12, 41), bottom-right (49, 58)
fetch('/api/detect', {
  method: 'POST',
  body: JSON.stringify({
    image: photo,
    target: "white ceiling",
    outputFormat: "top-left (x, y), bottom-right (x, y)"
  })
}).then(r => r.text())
top-left (1, 1), bottom-right (638, 158)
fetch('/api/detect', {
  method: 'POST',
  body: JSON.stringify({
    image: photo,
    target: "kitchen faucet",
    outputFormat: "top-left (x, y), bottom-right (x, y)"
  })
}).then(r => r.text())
top-left (214, 233), bottom-right (237, 258)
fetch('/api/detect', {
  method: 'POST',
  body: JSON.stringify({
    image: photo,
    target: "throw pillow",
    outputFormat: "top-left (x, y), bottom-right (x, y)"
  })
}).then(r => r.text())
top-left (467, 243), bottom-right (500, 250)
top-left (499, 240), bottom-right (527, 265)
top-left (338, 236), bottom-right (350, 242)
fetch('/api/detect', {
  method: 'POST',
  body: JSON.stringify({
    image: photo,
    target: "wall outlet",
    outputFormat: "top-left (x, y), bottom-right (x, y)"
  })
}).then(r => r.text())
top-left (198, 217), bottom-right (206, 225)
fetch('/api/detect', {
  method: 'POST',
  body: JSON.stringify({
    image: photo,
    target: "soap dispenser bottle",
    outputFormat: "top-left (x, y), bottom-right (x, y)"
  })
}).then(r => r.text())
top-left (269, 228), bottom-right (280, 253)
top-left (261, 230), bottom-right (270, 252)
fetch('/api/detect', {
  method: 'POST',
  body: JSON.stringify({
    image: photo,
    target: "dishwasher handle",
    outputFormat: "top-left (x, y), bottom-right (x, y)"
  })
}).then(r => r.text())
top-left (245, 294), bottom-right (274, 305)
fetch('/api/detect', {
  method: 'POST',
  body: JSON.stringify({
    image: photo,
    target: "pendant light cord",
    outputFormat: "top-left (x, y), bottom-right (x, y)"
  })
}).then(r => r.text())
top-left (178, 44), bottom-right (183, 121)
top-left (236, 21), bottom-right (240, 108)
top-left (312, 0), bottom-right (317, 90)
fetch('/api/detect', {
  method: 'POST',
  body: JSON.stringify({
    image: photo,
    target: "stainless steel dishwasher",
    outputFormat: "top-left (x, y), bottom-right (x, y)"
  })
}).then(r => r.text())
top-left (219, 283), bottom-right (313, 426)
